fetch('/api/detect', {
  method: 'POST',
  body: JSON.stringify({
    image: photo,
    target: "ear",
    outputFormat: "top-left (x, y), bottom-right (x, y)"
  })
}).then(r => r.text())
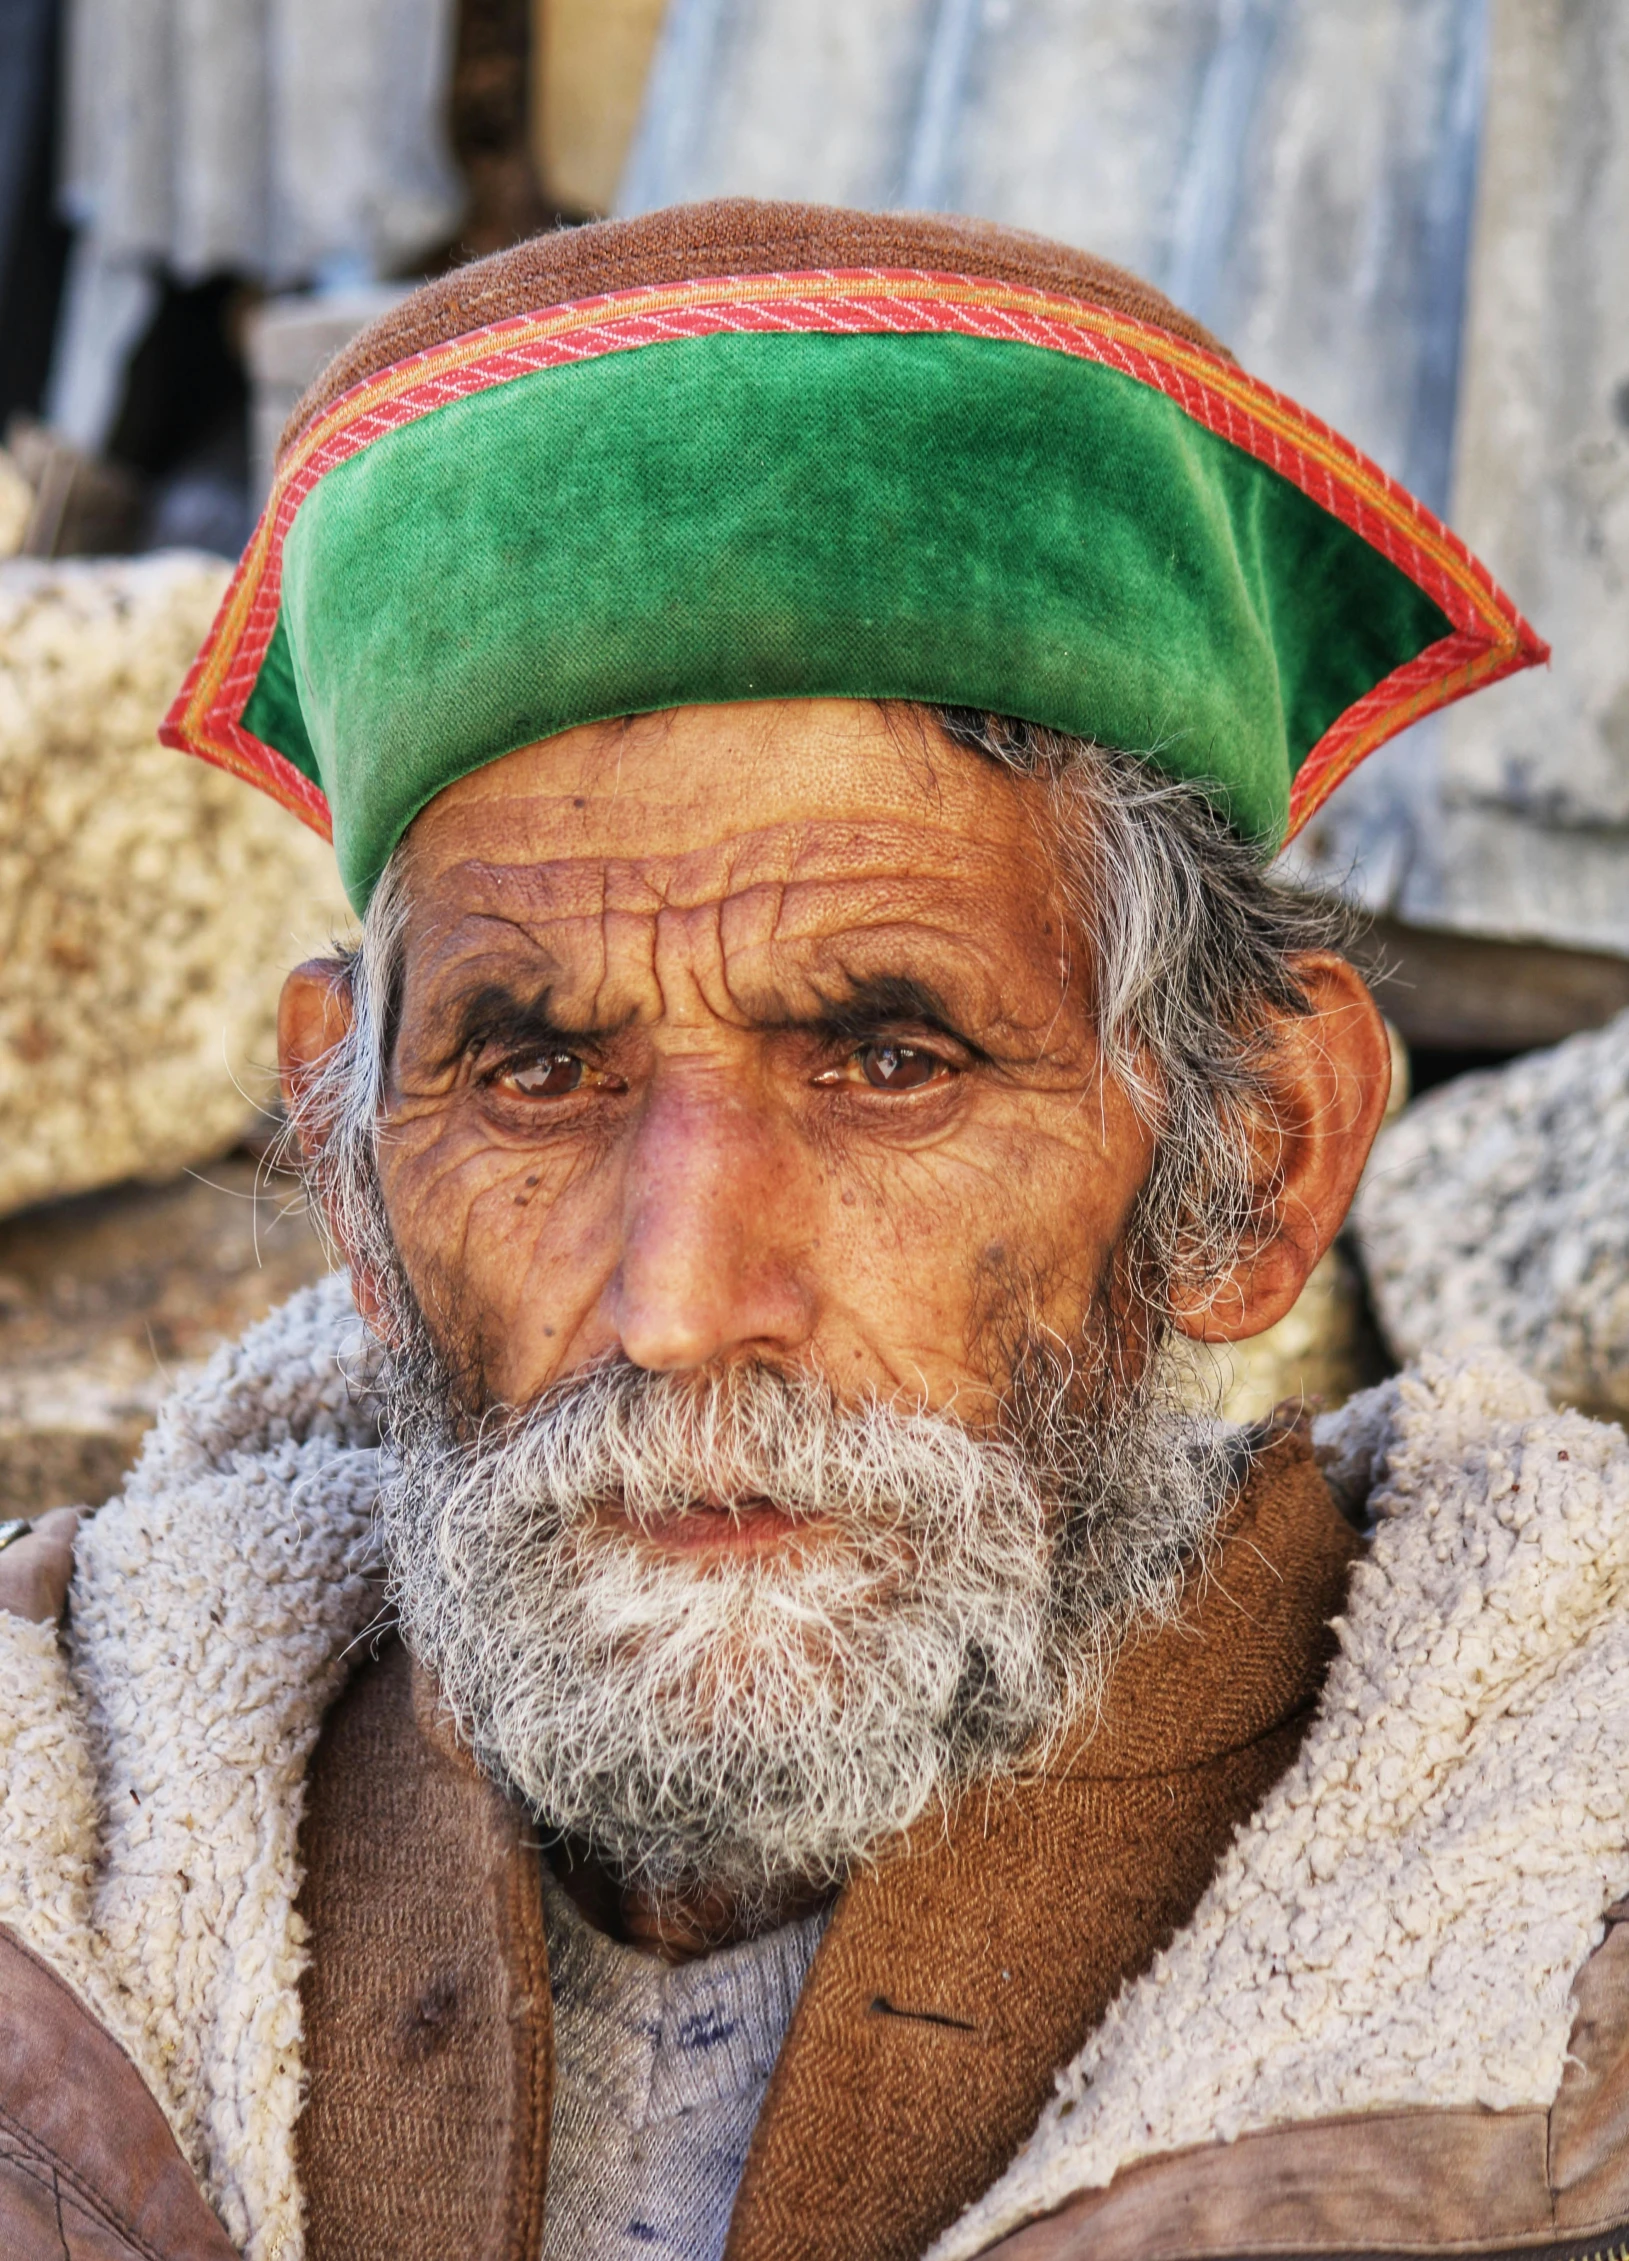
top-left (1169, 951), bottom-right (1392, 1345)
top-left (277, 957), bottom-right (355, 1141)
top-left (277, 958), bottom-right (395, 1343)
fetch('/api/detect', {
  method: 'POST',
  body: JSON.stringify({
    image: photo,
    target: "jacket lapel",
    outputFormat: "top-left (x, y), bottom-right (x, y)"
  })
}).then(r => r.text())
top-left (725, 1430), bottom-right (1360, 2261)
top-left (0, 1925), bottom-right (239, 2261)
top-left (295, 1636), bottom-right (550, 2261)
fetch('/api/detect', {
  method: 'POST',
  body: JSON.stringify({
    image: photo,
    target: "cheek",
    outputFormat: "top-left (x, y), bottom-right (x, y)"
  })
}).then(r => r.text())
top-left (376, 1111), bottom-right (616, 1366)
top-left (817, 1099), bottom-right (1151, 1372)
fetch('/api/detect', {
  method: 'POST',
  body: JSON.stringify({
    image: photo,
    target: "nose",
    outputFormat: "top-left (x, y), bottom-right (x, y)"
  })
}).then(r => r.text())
top-left (608, 1070), bottom-right (817, 1372)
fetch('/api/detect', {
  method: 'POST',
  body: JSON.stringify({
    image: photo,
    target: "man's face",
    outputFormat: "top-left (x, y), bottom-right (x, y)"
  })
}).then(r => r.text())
top-left (351, 701), bottom-right (1201, 1913)
top-left (378, 697), bottom-right (1153, 1484)
top-left (287, 698), bottom-right (1385, 1915)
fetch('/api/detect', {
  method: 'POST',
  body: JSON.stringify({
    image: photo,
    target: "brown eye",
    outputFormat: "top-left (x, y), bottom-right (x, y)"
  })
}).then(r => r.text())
top-left (858, 1041), bottom-right (940, 1090)
top-left (506, 1052), bottom-right (584, 1097)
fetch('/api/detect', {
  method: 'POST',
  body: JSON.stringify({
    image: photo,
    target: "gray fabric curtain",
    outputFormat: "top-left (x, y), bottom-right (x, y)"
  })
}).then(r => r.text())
top-left (60, 0), bottom-right (464, 287)
top-left (43, 0), bottom-right (463, 454)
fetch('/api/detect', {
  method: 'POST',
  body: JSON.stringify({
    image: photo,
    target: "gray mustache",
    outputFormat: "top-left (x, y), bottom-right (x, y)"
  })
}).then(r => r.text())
top-left (437, 1358), bottom-right (1045, 1534)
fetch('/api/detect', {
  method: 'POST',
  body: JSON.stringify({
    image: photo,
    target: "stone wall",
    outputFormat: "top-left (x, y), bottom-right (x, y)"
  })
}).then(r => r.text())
top-left (1354, 1009), bottom-right (1629, 1422)
top-left (0, 552), bottom-right (353, 1218)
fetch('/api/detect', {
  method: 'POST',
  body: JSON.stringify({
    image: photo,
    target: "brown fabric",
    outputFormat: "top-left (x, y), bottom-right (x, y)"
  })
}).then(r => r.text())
top-left (280, 197), bottom-right (1232, 463)
top-left (724, 1428), bottom-right (1362, 2261)
top-left (0, 1923), bottom-right (236, 2261)
top-left (294, 1635), bottom-right (550, 2261)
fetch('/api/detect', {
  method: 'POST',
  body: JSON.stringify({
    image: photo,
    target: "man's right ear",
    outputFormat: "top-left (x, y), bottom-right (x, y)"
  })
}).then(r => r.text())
top-left (277, 958), bottom-right (400, 1344)
top-left (277, 956), bottom-right (356, 1152)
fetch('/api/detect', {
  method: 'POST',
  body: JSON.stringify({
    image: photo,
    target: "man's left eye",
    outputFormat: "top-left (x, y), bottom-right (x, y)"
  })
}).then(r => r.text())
top-left (504, 1051), bottom-right (585, 1097)
top-left (857, 1041), bottom-right (942, 1091)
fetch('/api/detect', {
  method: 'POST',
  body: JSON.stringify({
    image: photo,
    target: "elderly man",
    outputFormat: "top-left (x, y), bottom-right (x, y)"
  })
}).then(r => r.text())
top-left (3, 202), bottom-right (1625, 2261)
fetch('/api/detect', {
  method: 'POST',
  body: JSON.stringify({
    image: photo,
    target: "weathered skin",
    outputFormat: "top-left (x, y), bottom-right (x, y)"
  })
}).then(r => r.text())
top-left (282, 699), bottom-right (1389, 1436)
top-left (7, 699), bottom-right (1388, 1595)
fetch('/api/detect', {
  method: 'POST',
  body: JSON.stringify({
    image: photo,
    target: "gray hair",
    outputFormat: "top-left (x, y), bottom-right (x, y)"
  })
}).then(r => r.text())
top-left (294, 709), bottom-right (1348, 1345)
top-left (930, 709), bottom-right (1349, 1327)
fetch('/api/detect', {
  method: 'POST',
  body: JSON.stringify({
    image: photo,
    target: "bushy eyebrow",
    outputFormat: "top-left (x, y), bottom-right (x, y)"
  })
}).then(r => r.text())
top-left (427, 969), bottom-right (994, 1070)
top-left (793, 972), bottom-right (994, 1061)
top-left (431, 980), bottom-right (601, 1070)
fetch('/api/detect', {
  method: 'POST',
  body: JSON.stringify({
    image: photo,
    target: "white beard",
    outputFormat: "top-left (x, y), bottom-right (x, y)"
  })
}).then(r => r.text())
top-left (377, 1347), bottom-right (1228, 1914)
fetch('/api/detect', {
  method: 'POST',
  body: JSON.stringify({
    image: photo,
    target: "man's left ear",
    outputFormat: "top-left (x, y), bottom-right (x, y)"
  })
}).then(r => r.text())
top-left (1169, 950), bottom-right (1393, 1345)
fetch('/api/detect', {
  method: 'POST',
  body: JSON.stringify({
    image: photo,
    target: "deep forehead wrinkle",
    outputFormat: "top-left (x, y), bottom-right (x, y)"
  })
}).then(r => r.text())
top-left (433, 867), bottom-right (1016, 977)
top-left (411, 835), bottom-right (1056, 1017)
top-left (439, 815), bottom-right (1017, 922)
top-left (427, 850), bottom-right (1053, 977)
top-left (400, 770), bottom-right (1079, 1048)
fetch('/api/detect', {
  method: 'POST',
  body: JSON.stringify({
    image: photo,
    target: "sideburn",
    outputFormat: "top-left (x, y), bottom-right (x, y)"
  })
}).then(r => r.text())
top-left (966, 1239), bottom-right (1148, 1459)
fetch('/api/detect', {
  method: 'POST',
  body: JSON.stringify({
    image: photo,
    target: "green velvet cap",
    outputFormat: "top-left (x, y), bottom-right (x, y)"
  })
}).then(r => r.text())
top-left (161, 218), bottom-right (1544, 912)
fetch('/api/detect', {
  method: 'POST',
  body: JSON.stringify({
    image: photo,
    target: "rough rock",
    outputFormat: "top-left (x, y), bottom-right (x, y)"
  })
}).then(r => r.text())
top-left (0, 1154), bottom-right (331, 1514)
top-left (1353, 1009), bottom-right (1629, 1419)
top-left (0, 553), bottom-right (353, 1217)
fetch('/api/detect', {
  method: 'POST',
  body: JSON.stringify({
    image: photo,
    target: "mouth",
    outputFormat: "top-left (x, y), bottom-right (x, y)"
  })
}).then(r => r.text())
top-left (597, 1493), bottom-right (828, 1556)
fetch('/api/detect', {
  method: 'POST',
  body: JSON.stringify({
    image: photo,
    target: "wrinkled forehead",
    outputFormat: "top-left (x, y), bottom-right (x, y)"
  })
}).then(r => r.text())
top-left (391, 701), bottom-right (1075, 1027)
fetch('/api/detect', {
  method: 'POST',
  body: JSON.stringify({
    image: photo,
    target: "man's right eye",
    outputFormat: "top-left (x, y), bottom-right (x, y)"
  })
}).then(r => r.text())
top-left (502, 1052), bottom-right (585, 1097)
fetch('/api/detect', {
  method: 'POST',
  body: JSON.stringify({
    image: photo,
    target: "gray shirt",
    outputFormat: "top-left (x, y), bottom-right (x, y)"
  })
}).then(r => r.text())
top-left (540, 1865), bottom-right (830, 2260)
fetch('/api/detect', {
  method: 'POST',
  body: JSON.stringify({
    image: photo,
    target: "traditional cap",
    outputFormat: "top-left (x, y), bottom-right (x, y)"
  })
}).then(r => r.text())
top-left (162, 200), bottom-right (1546, 912)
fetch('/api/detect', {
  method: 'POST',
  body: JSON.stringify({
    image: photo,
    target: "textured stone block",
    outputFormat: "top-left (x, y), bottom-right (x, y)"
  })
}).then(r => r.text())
top-left (0, 552), bottom-right (353, 1217)
top-left (1353, 1011), bottom-right (1629, 1419)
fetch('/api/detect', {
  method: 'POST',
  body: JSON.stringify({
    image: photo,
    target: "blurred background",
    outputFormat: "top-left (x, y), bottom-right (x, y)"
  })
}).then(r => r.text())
top-left (1, 0), bottom-right (1626, 1506)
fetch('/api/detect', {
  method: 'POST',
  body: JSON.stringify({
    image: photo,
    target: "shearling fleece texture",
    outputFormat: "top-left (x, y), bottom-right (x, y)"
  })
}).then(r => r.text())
top-left (4, 1290), bottom-right (1629, 2261)
top-left (934, 1354), bottom-right (1629, 2258)
top-left (0, 1274), bottom-right (382, 2261)
top-left (0, 1615), bottom-right (101, 1985)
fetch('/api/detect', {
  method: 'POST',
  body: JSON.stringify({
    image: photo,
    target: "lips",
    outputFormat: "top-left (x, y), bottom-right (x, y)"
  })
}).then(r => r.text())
top-left (604, 1494), bottom-right (818, 1555)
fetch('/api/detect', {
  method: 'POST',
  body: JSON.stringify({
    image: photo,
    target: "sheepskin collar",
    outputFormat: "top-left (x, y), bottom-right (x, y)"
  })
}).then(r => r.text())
top-left (6, 1279), bottom-right (1629, 2261)
top-left (68, 1276), bottom-right (382, 2261)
